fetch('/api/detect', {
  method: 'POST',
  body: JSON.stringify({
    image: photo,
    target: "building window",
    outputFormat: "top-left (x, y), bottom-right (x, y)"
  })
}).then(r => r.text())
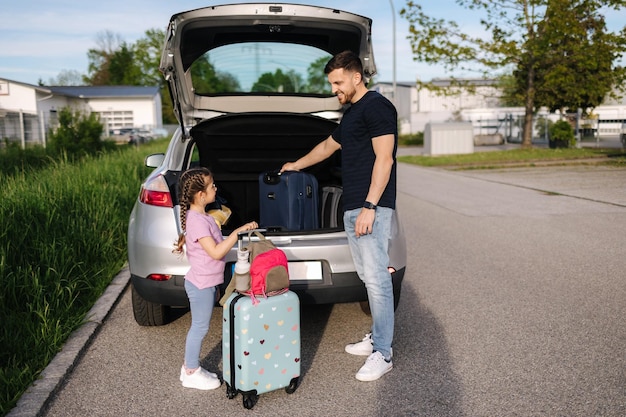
top-left (97, 110), bottom-right (134, 134)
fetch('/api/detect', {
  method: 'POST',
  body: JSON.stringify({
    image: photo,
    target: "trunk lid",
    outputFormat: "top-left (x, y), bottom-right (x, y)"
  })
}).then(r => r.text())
top-left (160, 3), bottom-right (376, 129)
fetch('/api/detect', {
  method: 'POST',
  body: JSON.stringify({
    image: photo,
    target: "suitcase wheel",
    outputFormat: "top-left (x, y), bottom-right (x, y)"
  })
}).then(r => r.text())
top-left (285, 377), bottom-right (299, 394)
top-left (226, 383), bottom-right (237, 400)
top-left (242, 393), bottom-right (258, 410)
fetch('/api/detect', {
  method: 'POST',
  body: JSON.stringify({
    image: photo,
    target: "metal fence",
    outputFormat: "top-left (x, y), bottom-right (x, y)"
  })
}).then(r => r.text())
top-left (470, 112), bottom-right (625, 145)
top-left (0, 111), bottom-right (174, 149)
top-left (0, 110), bottom-right (52, 148)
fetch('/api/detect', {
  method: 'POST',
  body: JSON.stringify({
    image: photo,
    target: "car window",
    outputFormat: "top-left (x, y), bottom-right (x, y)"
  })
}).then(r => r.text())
top-left (188, 143), bottom-right (200, 168)
top-left (190, 42), bottom-right (332, 95)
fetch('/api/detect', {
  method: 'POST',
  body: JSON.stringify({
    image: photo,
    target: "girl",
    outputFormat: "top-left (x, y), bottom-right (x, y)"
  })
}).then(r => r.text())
top-left (174, 167), bottom-right (257, 390)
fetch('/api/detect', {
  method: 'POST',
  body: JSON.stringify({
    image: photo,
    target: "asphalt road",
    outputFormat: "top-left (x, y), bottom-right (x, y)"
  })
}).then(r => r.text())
top-left (40, 162), bottom-right (626, 417)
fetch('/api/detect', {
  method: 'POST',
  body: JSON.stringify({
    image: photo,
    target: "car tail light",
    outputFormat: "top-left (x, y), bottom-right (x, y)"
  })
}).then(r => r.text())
top-left (139, 175), bottom-right (173, 207)
top-left (147, 273), bottom-right (172, 281)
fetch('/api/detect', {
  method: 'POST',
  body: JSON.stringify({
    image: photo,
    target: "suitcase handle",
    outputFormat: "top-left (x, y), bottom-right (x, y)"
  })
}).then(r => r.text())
top-left (228, 293), bottom-right (247, 394)
top-left (237, 229), bottom-right (267, 251)
top-left (237, 228), bottom-right (267, 238)
top-left (263, 170), bottom-right (282, 185)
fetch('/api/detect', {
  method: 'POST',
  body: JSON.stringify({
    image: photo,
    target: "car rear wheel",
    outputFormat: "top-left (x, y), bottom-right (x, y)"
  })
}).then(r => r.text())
top-left (131, 284), bottom-right (170, 326)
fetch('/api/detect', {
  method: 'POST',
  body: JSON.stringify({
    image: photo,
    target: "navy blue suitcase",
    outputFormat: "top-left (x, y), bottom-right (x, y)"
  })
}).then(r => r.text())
top-left (259, 171), bottom-right (319, 230)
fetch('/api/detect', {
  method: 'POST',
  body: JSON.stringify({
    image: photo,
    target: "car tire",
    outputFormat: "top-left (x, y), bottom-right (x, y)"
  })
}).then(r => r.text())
top-left (131, 284), bottom-right (169, 326)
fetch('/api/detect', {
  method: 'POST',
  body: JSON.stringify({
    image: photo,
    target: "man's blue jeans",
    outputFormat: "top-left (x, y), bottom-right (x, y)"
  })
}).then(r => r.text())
top-left (344, 207), bottom-right (394, 360)
top-left (184, 280), bottom-right (216, 369)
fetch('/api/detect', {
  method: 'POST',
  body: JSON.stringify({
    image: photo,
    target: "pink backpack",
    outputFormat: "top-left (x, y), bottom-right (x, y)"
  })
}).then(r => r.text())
top-left (249, 248), bottom-right (289, 297)
top-left (218, 231), bottom-right (290, 306)
top-left (244, 232), bottom-right (290, 304)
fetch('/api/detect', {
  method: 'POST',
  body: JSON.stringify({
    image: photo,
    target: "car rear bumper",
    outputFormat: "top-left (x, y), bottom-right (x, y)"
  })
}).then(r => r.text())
top-left (131, 274), bottom-right (190, 308)
top-left (130, 266), bottom-right (405, 307)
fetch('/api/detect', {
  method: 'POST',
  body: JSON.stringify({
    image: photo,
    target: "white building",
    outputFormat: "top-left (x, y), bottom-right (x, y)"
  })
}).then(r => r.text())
top-left (372, 79), bottom-right (502, 135)
top-left (372, 79), bottom-right (626, 140)
top-left (0, 78), bottom-right (162, 147)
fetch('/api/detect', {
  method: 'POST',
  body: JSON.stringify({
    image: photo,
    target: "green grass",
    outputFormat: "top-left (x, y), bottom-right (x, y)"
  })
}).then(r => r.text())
top-left (0, 140), bottom-right (167, 416)
top-left (398, 147), bottom-right (626, 168)
top-left (0, 142), bottom-right (56, 177)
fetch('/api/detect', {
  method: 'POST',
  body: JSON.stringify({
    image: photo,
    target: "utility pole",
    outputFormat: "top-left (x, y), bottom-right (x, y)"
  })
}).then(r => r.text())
top-left (389, 0), bottom-right (397, 104)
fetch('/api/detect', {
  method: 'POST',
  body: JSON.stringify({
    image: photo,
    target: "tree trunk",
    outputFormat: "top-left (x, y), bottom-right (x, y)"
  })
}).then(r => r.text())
top-left (522, 63), bottom-right (535, 149)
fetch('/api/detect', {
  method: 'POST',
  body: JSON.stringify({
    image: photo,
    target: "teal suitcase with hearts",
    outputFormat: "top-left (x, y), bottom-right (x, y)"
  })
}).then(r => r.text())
top-left (223, 291), bottom-right (300, 409)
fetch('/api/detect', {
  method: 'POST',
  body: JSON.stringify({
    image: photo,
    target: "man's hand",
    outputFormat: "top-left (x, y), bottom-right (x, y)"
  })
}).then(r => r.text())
top-left (280, 162), bottom-right (299, 173)
top-left (355, 208), bottom-right (375, 237)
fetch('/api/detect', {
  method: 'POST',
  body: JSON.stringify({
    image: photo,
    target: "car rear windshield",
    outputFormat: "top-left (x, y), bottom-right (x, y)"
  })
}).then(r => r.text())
top-left (190, 42), bottom-right (333, 95)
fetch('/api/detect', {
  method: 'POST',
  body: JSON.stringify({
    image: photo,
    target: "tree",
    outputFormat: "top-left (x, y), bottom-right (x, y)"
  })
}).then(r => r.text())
top-left (251, 69), bottom-right (303, 93)
top-left (83, 29), bottom-right (177, 124)
top-left (47, 70), bottom-right (84, 86)
top-left (400, 0), bottom-right (626, 148)
top-left (108, 42), bottom-right (143, 85)
top-left (530, 0), bottom-right (625, 114)
top-left (132, 29), bottom-right (178, 124)
top-left (132, 28), bottom-right (165, 87)
top-left (84, 30), bottom-right (124, 85)
top-left (305, 57), bottom-right (332, 94)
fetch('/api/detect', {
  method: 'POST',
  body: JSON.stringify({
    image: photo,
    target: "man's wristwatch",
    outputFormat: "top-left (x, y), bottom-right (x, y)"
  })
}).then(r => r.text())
top-left (363, 201), bottom-right (377, 210)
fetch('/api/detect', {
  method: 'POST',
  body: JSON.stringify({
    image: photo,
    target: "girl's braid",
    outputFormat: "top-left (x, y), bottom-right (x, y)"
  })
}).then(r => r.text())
top-left (173, 167), bottom-right (213, 254)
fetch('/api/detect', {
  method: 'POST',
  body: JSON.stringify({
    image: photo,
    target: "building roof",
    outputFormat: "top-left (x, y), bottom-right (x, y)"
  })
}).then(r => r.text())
top-left (429, 78), bottom-right (499, 87)
top-left (0, 77), bottom-right (51, 93)
top-left (373, 81), bottom-right (418, 88)
top-left (0, 77), bottom-right (160, 99)
top-left (47, 85), bottom-right (160, 98)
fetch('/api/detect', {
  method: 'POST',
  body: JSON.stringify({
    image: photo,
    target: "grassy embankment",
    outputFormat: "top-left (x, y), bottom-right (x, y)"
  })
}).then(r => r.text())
top-left (398, 147), bottom-right (626, 168)
top-left (0, 140), bottom-right (167, 416)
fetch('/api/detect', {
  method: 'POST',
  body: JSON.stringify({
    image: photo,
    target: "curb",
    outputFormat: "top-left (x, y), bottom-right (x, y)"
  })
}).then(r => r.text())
top-left (7, 267), bottom-right (131, 417)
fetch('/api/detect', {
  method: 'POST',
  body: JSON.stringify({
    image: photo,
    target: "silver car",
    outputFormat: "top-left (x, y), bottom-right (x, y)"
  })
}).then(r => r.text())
top-left (127, 3), bottom-right (406, 326)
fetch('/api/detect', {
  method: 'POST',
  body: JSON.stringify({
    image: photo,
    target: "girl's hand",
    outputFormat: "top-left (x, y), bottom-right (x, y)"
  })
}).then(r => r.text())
top-left (239, 221), bottom-right (258, 233)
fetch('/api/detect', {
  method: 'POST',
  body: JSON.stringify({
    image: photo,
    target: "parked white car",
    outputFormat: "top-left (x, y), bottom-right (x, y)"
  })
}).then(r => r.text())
top-left (127, 3), bottom-right (406, 326)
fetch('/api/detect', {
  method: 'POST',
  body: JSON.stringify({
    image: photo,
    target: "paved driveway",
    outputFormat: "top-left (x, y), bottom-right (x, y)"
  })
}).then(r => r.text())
top-left (39, 162), bottom-right (626, 417)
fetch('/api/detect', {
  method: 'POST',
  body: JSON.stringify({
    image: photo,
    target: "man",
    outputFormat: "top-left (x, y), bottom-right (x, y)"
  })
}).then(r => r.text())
top-left (281, 50), bottom-right (397, 382)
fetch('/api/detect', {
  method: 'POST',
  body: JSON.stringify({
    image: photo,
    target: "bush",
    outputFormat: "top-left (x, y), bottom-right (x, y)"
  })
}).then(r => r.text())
top-left (549, 120), bottom-right (576, 148)
top-left (47, 107), bottom-right (115, 156)
top-left (399, 131), bottom-right (424, 146)
top-left (1, 107), bottom-right (119, 178)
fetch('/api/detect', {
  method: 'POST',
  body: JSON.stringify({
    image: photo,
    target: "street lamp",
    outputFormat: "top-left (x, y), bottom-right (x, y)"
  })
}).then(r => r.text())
top-left (390, 0), bottom-right (397, 104)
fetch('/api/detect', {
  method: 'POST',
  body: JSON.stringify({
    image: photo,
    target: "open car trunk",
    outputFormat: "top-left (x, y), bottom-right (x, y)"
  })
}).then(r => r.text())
top-left (188, 113), bottom-right (342, 231)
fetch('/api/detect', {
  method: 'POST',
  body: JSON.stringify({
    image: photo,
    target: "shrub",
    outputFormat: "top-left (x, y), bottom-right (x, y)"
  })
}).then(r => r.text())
top-left (399, 131), bottom-right (424, 146)
top-left (47, 107), bottom-right (113, 156)
top-left (549, 120), bottom-right (576, 148)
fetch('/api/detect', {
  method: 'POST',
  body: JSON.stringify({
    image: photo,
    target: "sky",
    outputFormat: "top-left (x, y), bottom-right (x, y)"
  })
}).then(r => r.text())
top-left (1, 1), bottom-right (625, 86)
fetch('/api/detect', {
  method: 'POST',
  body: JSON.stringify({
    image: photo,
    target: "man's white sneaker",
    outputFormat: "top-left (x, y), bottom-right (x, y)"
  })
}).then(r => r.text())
top-left (181, 367), bottom-right (221, 390)
top-left (355, 351), bottom-right (393, 382)
top-left (180, 365), bottom-right (217, 382)
top-left (345, 333), bottom-right (374, 356)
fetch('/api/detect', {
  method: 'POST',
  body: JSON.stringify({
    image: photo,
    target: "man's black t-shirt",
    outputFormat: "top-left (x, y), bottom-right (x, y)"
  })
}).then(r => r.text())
top-left (332, 91), bottom-right (397, 211)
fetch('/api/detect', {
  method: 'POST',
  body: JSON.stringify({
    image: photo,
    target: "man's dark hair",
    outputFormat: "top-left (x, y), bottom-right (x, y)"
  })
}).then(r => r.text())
top-left (324, 50), bottom-right (364, 77)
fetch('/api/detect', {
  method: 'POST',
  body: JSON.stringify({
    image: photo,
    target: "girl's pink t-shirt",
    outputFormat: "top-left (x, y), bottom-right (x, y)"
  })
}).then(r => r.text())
top-left (184, 210), bottom-right (225, 289)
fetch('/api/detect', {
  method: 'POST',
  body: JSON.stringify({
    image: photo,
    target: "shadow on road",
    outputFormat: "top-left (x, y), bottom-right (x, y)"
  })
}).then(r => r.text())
top-left (375, 285), bottom-right (466, 417)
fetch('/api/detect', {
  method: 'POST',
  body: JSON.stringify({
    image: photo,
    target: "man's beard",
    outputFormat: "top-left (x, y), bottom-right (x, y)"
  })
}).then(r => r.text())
top-left (336, 88), bottom-right (354, 104)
